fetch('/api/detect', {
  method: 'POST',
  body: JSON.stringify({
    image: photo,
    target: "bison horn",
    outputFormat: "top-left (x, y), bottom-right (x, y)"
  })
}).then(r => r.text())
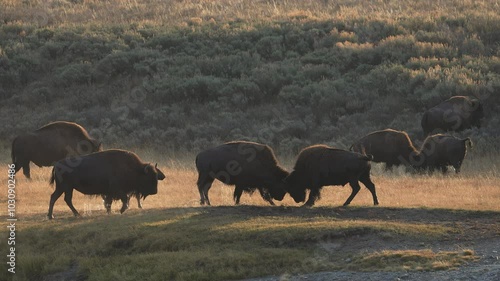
top-left (155, 163), bottom-right (158, 169)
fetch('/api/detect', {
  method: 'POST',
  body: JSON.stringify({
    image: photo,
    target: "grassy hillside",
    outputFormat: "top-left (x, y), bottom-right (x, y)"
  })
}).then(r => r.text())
top-left (1, 0), bottom-right (499, 155)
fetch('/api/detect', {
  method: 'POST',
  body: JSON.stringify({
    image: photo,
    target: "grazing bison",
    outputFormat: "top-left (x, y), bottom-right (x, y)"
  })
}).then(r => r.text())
top-left (48, 149), bottom-right (165, 219)
top-left (196, 141), bottom-right (288, 206)
top-left (285, 145), bottom-right (379, 207)
top-left (11, 121), bottom-right (102, 179)
top-left (417, 134), bottom-right (473, 173)
top-left (350, 129), bottom-right (418, 170)
top-left (421, 96), bottom-right (483, 136)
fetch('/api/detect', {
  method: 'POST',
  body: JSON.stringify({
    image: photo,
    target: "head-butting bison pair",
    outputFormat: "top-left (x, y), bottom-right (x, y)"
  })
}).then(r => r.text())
top-left (350, 129), bottom-right (472, 173)
top-left (48, 149), bottom-right (166, 219)
top-left (196, 141), bottom-right (379, 207)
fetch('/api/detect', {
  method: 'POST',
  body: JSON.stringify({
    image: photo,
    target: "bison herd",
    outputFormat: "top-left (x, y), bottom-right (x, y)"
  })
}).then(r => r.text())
top-left (11, 95), bottom-right (484, 219)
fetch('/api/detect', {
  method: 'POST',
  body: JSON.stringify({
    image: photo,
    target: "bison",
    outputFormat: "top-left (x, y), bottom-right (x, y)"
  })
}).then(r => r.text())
top-left (12, 121), bottom-right (102, 179)
top-left (416, 134), bottom-right (473, 173)
top-left (195, 141), bottom-right (288, 206)
top-left (47, 149), bottom-right (165, 219)
top-left (350, 129), bottom-right (418, 170)
top-left (285, 145), bottom-right (379, 207)
top-left (421, 96), bottom-right (483, 136)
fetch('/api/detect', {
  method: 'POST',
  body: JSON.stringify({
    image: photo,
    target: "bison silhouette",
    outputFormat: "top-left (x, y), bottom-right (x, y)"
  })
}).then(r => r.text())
top-left (11, 121), bottom-right (102, 179)
top-left (285, 145), bottom-right (379, 207)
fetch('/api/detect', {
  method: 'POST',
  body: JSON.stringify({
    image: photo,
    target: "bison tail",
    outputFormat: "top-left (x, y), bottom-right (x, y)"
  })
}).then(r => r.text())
top-left (11, 137), bottom-right (17, 164)
top-left (49, 167), bottom-right (56, 185)
top-left (464, 138), bottom-right (473, 149)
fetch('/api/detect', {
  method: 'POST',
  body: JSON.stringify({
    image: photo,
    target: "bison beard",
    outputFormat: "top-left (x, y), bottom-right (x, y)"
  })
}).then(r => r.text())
top-left (285, 145), bottom-right (379, 207)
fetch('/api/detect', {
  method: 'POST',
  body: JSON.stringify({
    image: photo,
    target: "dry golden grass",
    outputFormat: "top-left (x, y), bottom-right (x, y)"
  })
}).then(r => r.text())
top-left (2, 160), bottom-right (499, 220)
top-left (1, 0), bottom-right (496, 28)
top-left (2, 159), bottom-right (497, 280)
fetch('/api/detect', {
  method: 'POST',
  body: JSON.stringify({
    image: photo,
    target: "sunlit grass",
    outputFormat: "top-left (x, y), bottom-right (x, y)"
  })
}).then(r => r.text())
top-left (1, 0), bottom-right (496, 28)
top-left (349, 249), bottom-right (478, 271)
top-left (0, 157), bottom-right (498, 280)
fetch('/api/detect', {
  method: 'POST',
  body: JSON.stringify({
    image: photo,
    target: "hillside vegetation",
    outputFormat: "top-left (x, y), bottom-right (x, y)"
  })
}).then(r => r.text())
top-left (1, 0), bottom-right (500, 155)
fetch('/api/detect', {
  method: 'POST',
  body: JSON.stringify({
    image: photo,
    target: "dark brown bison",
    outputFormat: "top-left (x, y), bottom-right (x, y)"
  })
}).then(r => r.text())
top-left (195, 141), bottom-right (288, 206)
top-left (48, 149), bottom-right (165, 219)
top-left (350, 129), bottom-right (418, 170)
top-left (417, 134), bottom-right (473, 173)
top-left (421, 96), bottom-right (483, 136)
top-left (285, 145), bottom-right (379, 207)
top-left (12, 121), bottom-right (102, 179)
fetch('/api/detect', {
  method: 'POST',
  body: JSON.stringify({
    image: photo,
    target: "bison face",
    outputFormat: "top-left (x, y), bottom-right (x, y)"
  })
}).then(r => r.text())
top-left (268, 180), bottom-right (287, 201)
top-left (154, 163), bottom-right (166, 180)
top-left (284, 172), bottom-right (306, 203)
top-left (142, 164), bottom-right (159, 196)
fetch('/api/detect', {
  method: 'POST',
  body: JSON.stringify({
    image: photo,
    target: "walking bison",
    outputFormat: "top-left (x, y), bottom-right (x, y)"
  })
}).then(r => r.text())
top-left (48, 149), bottom-right (165, 219)
top-left (350, 129), bottom-right (418, 170)
top-left (421, 96), bottom-right (483, 136)
top-left (195, 141), bottom-right (288, 205)
top-left (11, 121), bottom-right (102, 179)
top-left (417, 134), bottom-right (473, 173)
top-left (285, 145), bottom-right (379, 207)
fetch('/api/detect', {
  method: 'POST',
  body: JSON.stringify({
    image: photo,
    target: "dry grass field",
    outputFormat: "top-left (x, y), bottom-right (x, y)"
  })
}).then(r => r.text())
top-left (1, 151), bottom-right (500, 280)
top-left (5, 163), bottom-right (500, 216)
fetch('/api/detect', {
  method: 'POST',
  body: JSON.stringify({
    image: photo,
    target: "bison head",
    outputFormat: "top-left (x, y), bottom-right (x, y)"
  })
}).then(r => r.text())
top-left (284, 171), bottom-right (306, 203)
top-left (267, 180), bottom-right (287, 201)
top-left (141, 163), bottom-right (159, 197)
top-left (154, 163), bottom-right (166, 180)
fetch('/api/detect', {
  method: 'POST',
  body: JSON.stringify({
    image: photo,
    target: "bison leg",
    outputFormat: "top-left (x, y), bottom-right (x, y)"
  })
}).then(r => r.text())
top-left (103, 196), bottom-right (113, 214)
top-left (136, 194), bottom-right (142, 209)
top-left (440, 166), bottom-right (449, 174)
top-left (304, 187), bottom-right (321, 207)
top-left (22, 161), bottom-right (31, 179)
top-left (119, 195), bottom-right (129, 214)
top-left (258, 188), bottom-right (275, 206)
top-left (344, 180), bottom-right (362, 206)
top-left (197, 174), bottom-right (214, 206)
top-left (47, 188), bottom-right (64, 219)
top-left (360, 172), bottom-right (379, 206)
top-left (125, 195), bottom-right (141, 209)
top-left (63, 188), bottom-right (80, 217)
top-left (233, 186), bottom-right (244, 205)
